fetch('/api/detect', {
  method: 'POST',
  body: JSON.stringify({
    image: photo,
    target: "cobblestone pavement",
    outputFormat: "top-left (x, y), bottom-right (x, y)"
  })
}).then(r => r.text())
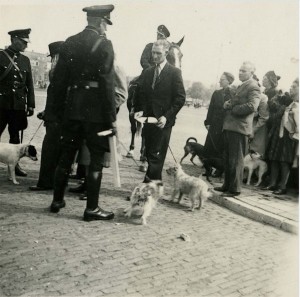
top-left (0, 91), bottom-right (298, 297)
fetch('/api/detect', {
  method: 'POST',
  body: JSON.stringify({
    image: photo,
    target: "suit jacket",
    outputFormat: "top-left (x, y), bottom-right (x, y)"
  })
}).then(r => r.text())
top-left (52, 26), bottom-right (116, 124)
top-left (136, 62), bottom-right (186, 128)
top-left (0, 47), bottom-right (35, 110)
top-left (223, 79), bottom-right (260, 136)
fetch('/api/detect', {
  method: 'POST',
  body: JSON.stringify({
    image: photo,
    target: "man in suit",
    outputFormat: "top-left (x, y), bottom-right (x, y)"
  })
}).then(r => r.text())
top-left (29, 41), bottom-right (64, 191)
top-left (140, 25), bottom-right (170, 71)
top-left (0, 28), bottom-right (35, 176)
top-left (136, 39), bottom-right (186, 182)
top-left (214, 61), bottom-right (260, 197)
top-left (49, 5), bottom-right (116, 221)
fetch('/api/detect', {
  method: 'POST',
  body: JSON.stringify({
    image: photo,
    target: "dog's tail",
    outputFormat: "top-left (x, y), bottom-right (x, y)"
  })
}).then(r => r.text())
top-left (186, 137), bottom-right (197, 144)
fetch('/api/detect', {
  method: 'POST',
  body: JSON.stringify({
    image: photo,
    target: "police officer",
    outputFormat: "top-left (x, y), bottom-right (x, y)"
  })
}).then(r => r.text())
top-left (49, 5), bottom-right (116, 221)
top-left (140, 25), bottom-right (170, 71)
top-left (29, 41), bottom-right (64, 191)
top-left (0, 28), bottom-right (35, 176)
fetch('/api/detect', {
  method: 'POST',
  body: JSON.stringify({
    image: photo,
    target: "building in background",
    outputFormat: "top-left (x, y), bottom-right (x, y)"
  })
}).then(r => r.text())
top-left (24, 50), bottom-right (51, 88)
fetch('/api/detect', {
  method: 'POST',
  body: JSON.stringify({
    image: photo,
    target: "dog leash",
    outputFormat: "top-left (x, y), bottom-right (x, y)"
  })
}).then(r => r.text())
top-left (168, 145), bottom-right (178, 164)
top-left (118, 140), bottom-right (143, 168)
top-left (28, 121), bottom-right (44, 144)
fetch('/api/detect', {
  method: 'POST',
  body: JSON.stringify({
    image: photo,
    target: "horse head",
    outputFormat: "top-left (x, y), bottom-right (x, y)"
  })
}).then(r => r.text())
top-left (167, 36), bottom-right (184, 69)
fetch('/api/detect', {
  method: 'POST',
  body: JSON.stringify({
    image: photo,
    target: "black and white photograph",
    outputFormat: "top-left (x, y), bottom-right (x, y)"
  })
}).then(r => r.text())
top-left (0, 0), bottom-right (298, 296)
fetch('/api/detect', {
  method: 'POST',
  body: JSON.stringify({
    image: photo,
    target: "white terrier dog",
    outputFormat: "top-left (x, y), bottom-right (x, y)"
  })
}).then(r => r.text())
top-left (243, 150), bottom-right (268, 186)
top-left (166, 164), bottom-right (211, 211)
top-left (124, 180), bottom-right (164, 225)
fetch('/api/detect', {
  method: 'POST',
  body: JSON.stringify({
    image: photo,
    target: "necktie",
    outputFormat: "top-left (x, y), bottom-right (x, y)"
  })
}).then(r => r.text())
top-left (152, 65), bottom-right (160, 89)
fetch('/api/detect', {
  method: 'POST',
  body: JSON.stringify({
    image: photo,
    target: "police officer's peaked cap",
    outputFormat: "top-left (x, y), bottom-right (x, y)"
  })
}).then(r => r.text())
top-left (157, 25), bottom-right (170, 38)
top-left (8, 28), bottom-right (31, 43)
top-left (83, 5), bottom-right (114, 25)
top-left (48, 41), bottom-right (64, 57)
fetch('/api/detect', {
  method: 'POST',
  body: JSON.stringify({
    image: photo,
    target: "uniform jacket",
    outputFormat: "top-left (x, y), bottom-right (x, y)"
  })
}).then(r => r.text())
top-left (0, 46), bottom-right (35, 110)
top-left (52, 26), bottom-right (116, 123)
top-left (136, 62), bottom-right (186, 128)
top-left (223, 79), bottom-right (260, 136)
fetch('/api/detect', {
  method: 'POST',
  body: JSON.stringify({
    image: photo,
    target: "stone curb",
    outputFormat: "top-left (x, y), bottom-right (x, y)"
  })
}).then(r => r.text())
top-left (209, 192), bottom-right (298, 235)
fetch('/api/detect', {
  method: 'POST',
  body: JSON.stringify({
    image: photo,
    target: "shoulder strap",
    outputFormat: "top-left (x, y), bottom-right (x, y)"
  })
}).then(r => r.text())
top-left (0, 50), bottom-right (14, 81)
top-left (1, 50), bottom-right (23, 80)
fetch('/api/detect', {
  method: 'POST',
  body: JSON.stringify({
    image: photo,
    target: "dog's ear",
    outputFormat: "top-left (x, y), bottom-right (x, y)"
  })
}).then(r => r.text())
top-left (28, 145), bottom-right (37, 157)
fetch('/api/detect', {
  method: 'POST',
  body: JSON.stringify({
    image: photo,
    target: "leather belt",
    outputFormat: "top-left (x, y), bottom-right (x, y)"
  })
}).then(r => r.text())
top-left (70, 80), bottom-right (99, 89)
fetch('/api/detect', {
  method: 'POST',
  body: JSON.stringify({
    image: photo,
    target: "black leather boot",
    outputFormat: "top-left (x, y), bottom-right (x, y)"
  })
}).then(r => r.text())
top-left (83, 170), bottom-right (114, 221)
top-left (15, 163), bottom-right (27, 177)
top-left (50, 167), bottom-right (69, 213)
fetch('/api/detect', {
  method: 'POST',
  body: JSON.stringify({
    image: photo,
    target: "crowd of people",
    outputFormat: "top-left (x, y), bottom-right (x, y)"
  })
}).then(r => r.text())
top-left (0, 4), bottom-right (298, 223)
top-left (205, 66), bottom-right (299, 196)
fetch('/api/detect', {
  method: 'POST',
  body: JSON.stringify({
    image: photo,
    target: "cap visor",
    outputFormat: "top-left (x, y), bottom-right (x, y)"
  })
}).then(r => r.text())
top-left (20, 37), bottom-right (30, 43)
top-left (104, 17), bottom-right (112, 25)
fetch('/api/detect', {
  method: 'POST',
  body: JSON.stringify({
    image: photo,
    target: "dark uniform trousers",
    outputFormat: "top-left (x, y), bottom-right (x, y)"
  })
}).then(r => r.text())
top-left (143, 124), bottom-right (172, 181)
top-left (54, 120), bottom-right (109, 209)
top-left (223, 130), bottom-right (248, 193)
top-left (0, 109), bottom-right (26, 143)
top-left (36, 122), bottom-right (61, 188)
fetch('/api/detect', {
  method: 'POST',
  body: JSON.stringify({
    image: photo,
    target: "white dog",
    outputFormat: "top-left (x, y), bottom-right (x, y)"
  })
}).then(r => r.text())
top-left (0, 143), bottom-right (38, 184)
top-left (243, 151), bottom-right (268, 186)
top-left (124, 180), bottom-right (164, 225)
top-left (166, 164), bottom-right (211, 211)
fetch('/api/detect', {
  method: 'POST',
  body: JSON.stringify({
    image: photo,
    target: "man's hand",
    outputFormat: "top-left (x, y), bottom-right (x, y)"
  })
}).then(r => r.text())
top-left (27, 107), bottom-right (34, 117)
top-left (37, 111), bottom-right (45, 120)
top-left (157, 116), bottom-right (167, 129)
top-left (223, 100), bottom-right (232, 110)
top-left (134, 111), bottom-right (143, 119)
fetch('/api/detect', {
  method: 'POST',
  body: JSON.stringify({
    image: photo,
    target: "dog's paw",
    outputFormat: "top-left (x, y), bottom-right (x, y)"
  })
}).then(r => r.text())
top-left (142, 218), bottom-right (147, 225)
top-left (13, 180), bottom-right (20, 185)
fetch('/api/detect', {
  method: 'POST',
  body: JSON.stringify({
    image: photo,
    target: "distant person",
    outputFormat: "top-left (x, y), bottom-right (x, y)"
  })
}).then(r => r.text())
top-left (29, 41), bottom-right (64, 191)
top-left (135, 39), bottom-right (185, 182)
top-left (214, 61), bottom-right (260, 196)
top-left (0, 28), bottom-right (35, 176)
top-left (140, 25), bottom-right (170, 71)
top-left (204, 72), bottom-right (235, 164)
top-left (49, 5), bottom-right (116, 221)
top-left (263, 78), bottom-right (298, 195)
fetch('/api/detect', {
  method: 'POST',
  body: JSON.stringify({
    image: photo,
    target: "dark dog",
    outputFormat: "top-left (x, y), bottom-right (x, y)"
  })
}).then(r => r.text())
top-left (201, 157), bottom-right (224, 183)
top-left (180, 137), bottom-right (205, 165)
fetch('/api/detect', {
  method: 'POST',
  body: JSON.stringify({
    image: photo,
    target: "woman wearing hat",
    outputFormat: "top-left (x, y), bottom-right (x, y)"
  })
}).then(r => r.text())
top-left (203, 72), bottom-right (235, 171)
top-left (263, 78), bottom-right (298, 194)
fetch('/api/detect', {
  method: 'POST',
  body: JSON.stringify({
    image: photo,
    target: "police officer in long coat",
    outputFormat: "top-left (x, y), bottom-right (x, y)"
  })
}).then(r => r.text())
top-left (49, 5), bottom-right (116, 221)
top-left (0, 29), bottom-right (35, 176)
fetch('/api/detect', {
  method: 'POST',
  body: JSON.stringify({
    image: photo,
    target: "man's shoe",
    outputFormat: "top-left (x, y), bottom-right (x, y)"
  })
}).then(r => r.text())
top-left (15, 164), bottom-right (27, 177)
top-left (50, 200), bottom-right (66, 213)
top-left (273, 189), bottom-right (287, 195)
top-left (29, 185), bottom-right (53, 191)
top-left (83, 207), bottom-right (114, 221)
top-left (69, 183), bottom-right (86, 193)
top-left (213, 186), bottom-right (228, 192)
top-left (262, 185), bottom-right (277, 191)
top-left (221, 191), bottom-right (240, 197)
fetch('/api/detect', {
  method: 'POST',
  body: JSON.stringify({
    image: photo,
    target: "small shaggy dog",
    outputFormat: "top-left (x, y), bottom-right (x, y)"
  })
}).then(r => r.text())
top-left (124, 180), bottom-right (164, 225)
top-left (243, 150), bottom-right (268, 186)
top-left (166, 165), bottom-right (211, 211)
top-left (0, 143), bottom-right (37, 184)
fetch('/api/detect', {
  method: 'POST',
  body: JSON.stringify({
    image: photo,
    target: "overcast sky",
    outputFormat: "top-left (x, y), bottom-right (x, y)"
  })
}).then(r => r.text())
top-left (0, 0), bottom-right (298, 89)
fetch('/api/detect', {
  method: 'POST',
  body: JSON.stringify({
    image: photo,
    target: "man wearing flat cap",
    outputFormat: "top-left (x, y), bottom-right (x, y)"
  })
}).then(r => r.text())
top-left (49, 5), bottom-right (116, 222)
top-left (140, 25), bottom-right (170, 71)
top-left (29, 41), bottom-right (64, 192)
top-left (0, 28), bottom-right (35, 176)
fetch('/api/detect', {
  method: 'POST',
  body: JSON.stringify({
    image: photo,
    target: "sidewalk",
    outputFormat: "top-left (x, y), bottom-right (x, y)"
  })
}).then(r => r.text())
top-left (209, 182), bottom-right (298, 234)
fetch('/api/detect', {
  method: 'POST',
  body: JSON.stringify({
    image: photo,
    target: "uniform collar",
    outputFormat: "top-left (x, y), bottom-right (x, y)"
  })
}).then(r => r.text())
top-left (6, 46), bottom-right (20, 56)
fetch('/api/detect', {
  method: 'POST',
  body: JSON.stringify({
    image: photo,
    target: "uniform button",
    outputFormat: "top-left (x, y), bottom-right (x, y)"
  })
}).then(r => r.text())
top-left (12, 89), bottom-right (15, 92)
top-left (85, 86), bottom-right (90, 89)
top-left (14, 75), bottom-right (17, 78)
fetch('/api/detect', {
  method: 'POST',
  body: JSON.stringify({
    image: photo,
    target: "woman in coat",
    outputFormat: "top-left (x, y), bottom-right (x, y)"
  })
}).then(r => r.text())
top-left (263, 78), bottom-right (299, 195)
top-left (204, 72), bottom-right (235, 161)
